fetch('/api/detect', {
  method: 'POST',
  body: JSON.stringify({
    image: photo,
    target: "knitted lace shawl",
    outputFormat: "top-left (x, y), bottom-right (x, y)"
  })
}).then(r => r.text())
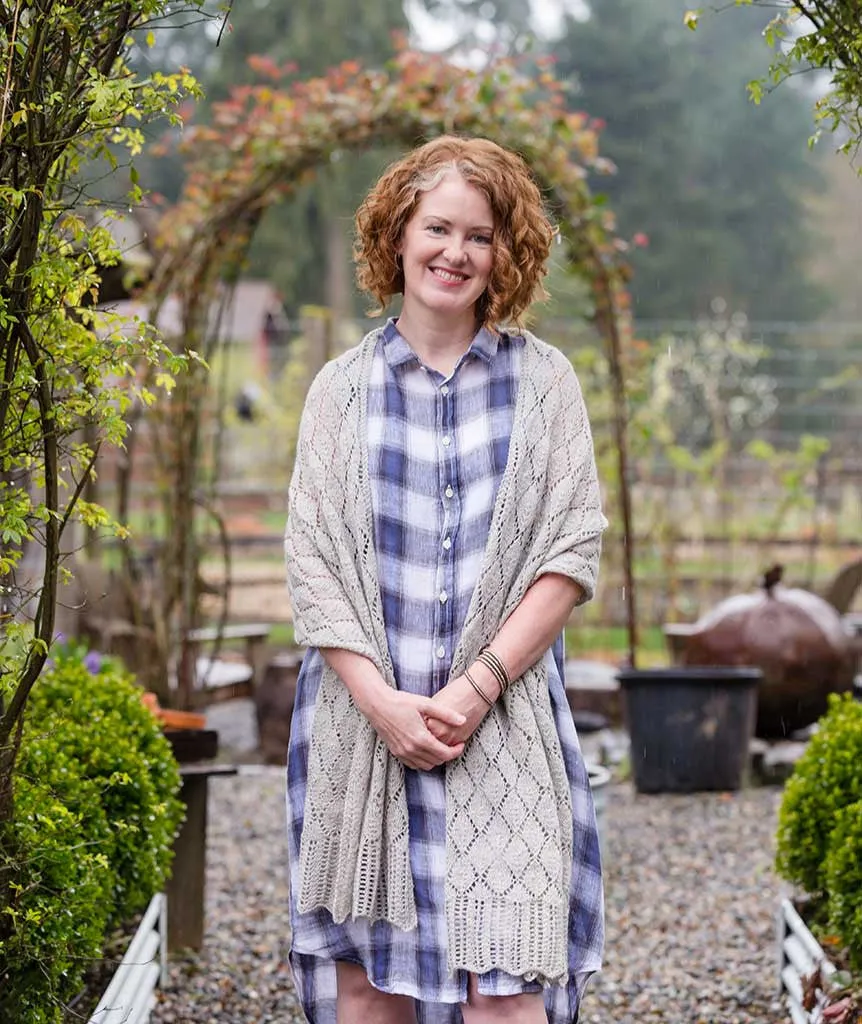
top-left (284, 327), bottom-right (605, 986)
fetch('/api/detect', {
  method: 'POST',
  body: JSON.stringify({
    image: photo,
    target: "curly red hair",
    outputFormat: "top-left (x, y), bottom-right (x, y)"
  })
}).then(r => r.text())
top-left (354, 136), bottom-right (555, 330)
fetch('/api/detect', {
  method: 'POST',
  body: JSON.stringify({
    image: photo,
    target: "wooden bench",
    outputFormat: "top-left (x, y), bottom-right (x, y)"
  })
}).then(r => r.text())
top-left (184, 622), bottom-right (272, 707)
top-left (166, 764), bottom-right (238, 952)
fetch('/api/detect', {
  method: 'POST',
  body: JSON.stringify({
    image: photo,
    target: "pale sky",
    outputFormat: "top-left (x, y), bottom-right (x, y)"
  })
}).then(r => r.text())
top-left (407, 0), bottom-right (590, 50)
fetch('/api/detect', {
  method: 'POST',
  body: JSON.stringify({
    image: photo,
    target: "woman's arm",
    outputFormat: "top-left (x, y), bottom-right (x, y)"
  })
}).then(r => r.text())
top-left (427, 572), bottom-right (583, 743)
top-left (320, 647), bottom-right (468, 770)
top-left (484, 572), bottom-right (583, 682)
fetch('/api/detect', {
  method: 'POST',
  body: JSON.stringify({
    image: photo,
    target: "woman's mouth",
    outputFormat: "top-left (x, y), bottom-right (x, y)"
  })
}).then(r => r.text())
top-left (430, 267), bottom-right (469, 284)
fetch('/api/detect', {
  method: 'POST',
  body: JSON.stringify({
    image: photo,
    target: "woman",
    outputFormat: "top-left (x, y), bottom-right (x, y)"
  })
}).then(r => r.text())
top-left (285, 135), bottom-right (607, 1024)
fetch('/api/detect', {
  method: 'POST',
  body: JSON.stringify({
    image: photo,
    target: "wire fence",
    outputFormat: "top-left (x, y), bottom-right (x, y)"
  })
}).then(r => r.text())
top-left (557, 318), bottom-right (862, 626)
top-left (112, 315), bottom-right (862, 630)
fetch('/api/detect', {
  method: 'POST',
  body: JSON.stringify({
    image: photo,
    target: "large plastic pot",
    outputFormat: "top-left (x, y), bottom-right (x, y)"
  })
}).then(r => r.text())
top-left (617, 667), bottom-right (762, 793)
top-left (587, 761), bottom-right (612, 860)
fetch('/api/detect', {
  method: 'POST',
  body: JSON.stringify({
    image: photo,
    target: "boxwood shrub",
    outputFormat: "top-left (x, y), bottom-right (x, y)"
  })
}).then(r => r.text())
top-left (775, 693), bottom-right (862, 899)
top-left (0, 646), bottom-right (184, 1024)
top-left (824, 798), bottom-right (862, 970)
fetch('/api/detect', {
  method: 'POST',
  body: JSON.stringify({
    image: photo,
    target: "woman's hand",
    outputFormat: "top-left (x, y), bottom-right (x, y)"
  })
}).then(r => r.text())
top-left (361, 687), bottom-right (468, 770)
top-left (425, 665), bottom-right (500, 746)
top-left (321, 648), bottom-right (467, 771)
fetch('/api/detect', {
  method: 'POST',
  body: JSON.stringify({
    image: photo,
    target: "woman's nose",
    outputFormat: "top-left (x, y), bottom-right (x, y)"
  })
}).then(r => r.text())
top-left (443, 239), bottom-right (467, 265)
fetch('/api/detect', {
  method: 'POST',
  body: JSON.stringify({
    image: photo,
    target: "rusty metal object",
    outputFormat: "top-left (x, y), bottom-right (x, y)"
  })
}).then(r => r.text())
top-left (682, 566), bottom-right (855, 737)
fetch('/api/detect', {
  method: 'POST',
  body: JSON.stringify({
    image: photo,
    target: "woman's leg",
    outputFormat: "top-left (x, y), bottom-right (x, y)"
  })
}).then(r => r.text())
top-left (335, 960), bottom-right (418, 1024)
top-left (461, 973), bottom-right (547, 1024)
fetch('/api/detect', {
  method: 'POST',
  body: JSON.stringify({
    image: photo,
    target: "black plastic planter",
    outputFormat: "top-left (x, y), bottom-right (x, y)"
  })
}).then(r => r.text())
top-left (617, 666), bottom-right (762, 793)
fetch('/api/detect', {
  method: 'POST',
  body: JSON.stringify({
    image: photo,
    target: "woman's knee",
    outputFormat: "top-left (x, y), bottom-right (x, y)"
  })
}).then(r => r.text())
top-left (463, 974), bottom-right (546, 1023)
top-left (335, 961), bottom-right (416, 1024)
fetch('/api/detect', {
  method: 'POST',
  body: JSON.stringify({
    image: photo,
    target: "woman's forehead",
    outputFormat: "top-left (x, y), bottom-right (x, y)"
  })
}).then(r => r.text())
top-left (412, 172), bottom-right (494, 223)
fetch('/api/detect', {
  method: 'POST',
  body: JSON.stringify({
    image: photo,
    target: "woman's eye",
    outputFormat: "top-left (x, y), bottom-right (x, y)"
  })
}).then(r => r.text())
top-left (427, 224), bottom-right (446, 235)
top-left (472, 234), bottom-right (493, 245)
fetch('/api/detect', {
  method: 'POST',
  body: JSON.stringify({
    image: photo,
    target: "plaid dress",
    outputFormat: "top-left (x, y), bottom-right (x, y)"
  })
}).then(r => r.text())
top-left (286, 320), bottom-right (604, 1023)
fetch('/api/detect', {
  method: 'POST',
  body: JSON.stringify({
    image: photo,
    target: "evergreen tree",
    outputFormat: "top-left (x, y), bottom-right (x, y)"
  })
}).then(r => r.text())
top-left (203, 0), bottom-right (408, 317)
top-left (552, 0), bottom-right (826, 322)
top-left (130, 0), bottom-right (408, 318)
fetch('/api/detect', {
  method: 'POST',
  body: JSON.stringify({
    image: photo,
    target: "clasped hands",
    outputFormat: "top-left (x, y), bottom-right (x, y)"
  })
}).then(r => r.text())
top-left (365, 666), bottom-right (501, 771)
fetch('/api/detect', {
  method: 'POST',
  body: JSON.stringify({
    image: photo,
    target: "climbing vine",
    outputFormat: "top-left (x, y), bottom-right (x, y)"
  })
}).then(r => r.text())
top-left (141, 47), bottom-right (641, 687)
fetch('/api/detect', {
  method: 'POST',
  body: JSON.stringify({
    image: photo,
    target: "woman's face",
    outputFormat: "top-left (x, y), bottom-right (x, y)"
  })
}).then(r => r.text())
top-left (398, 172), bottom-right (494, 330)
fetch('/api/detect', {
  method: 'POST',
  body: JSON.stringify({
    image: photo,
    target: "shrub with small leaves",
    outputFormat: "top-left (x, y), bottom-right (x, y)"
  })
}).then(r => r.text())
top-left (0, 771), bottom-right (114, 1024)
top-left (825, 799), bottom-right (862, 970)
top-left (0, 646), bottom-right (183, 1024)
top-left (26, 645), bottom-right (184, 919)
top-left (775, 694), bottom-right (862, 898)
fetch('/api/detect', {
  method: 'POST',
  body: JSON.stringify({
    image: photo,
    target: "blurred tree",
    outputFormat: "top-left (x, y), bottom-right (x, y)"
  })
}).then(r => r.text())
top-left (805, 150), bottom-right (862, 322)
top-left (125, 0), bottom-right (408, 318)
top-left (416, 0), bottom-right (533, 53)
top-left (553, 0), bottom-right (827, 322)
top-left (730, 1), bottom-right (862, 159)
top-left (203, 0), bottom-right (409, 318)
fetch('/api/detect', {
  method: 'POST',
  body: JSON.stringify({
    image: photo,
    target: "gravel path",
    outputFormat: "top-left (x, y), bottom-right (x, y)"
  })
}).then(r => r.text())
top-left (579, 784), bottom-right (786, 1024)
top-left (153, 767), bottom-right (788, 1024)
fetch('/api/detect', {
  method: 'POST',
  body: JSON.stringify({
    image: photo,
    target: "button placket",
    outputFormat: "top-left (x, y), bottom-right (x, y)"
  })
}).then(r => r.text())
top-left (434, 378), bottom-right (457, 682)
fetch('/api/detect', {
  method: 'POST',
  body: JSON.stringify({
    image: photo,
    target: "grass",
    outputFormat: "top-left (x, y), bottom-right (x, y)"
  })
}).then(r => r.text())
top-left (564, 624), bottom-right (668, 667)
top-left (267, 621), bottom-right (296, 648)
top-left (248, 622), bottom-right (666, 667)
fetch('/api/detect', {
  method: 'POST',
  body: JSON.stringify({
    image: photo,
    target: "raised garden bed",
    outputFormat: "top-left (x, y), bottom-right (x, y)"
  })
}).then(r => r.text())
top-left (778, 898), bottom-right (836, 1023)
top-left (87, 892), bottom-right (167, 1024)
top-left (777, 898), bottom-right (861, 1024)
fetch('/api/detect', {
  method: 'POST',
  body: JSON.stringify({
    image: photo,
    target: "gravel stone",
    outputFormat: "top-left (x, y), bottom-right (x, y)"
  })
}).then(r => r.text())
top-left (580, 783), bottom-right (787, 1024)
top-left (153, 765), bottom-right (789, 1023)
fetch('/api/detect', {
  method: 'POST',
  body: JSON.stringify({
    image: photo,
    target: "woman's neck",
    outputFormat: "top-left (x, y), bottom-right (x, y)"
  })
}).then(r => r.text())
top-left (395, 311), bottom-right (479, 377)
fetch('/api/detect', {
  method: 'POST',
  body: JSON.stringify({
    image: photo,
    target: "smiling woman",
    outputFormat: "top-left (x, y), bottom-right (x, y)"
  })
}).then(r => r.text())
top-left (284, 135), bottom-right (609, 1024)
top-left (394, 174), bottom-right (495, 372)
top-left (354, 135), bottom-right (556, 373)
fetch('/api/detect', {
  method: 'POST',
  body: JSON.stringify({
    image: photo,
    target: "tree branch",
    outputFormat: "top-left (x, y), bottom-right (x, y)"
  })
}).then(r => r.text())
top-left (0, 317), bottom-right (59, 751)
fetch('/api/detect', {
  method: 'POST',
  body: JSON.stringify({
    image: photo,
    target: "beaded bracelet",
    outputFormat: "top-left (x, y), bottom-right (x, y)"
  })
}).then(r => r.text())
top-left (464, 668), bottom-right (494, 708)
top-left (477, 647), bottom-right (511, 696)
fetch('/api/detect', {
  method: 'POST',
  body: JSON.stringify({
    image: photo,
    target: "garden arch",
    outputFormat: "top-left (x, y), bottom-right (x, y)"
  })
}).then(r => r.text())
top-left (137, 48), bottom-right (639, 702)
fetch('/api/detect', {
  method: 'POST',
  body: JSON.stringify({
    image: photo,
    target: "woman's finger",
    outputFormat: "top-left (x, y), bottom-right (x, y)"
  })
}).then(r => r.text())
top-left (399, 730), bottom-right (463, 767)
top-left (401, 747), bottom-right (460, 771)
top-left (420, 700), bottom-right (466, 728)
top-left (425, 718), bottom-right (456, 743)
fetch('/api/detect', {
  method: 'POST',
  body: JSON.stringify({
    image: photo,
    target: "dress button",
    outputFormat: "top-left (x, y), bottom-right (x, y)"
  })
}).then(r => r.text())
top-left (439, 591), bottom-right (448, 604)
top-left (442, 435), bottom-right (451, 447)
top-left (436, 645), bottom-right (446, 659)
top-left (445, 485), bottom-right (454, 498)
top-left (442, 537), bottom-right (452, 550)
top-left (441, 384), bottom-right (450, 396)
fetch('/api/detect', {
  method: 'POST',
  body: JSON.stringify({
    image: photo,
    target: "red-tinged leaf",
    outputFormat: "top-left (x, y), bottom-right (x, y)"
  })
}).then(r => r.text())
top-left (822, 998), bottom-right (857, 1024)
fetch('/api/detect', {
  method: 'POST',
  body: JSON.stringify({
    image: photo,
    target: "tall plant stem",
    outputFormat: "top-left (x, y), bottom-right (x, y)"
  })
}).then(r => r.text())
top-left (594, 269), bottom-right (638, 668)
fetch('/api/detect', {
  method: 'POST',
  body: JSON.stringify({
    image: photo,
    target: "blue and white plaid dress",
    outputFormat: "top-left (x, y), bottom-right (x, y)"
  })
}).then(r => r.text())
top-left (286, 320), bottom-right (604, 1023)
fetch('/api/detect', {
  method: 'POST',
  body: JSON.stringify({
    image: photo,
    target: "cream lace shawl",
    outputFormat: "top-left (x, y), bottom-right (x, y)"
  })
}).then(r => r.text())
top-left (284, 327), bottom-right (606, 985)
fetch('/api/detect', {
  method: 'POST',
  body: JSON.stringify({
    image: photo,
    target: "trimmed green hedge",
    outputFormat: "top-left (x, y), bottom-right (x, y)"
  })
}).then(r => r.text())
top-left (0, 646), bottom-right (184, 1024)
top-left (825, 798), bottom-right (862, 970)
top-left (776, 693), bottom-right (862, 966)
